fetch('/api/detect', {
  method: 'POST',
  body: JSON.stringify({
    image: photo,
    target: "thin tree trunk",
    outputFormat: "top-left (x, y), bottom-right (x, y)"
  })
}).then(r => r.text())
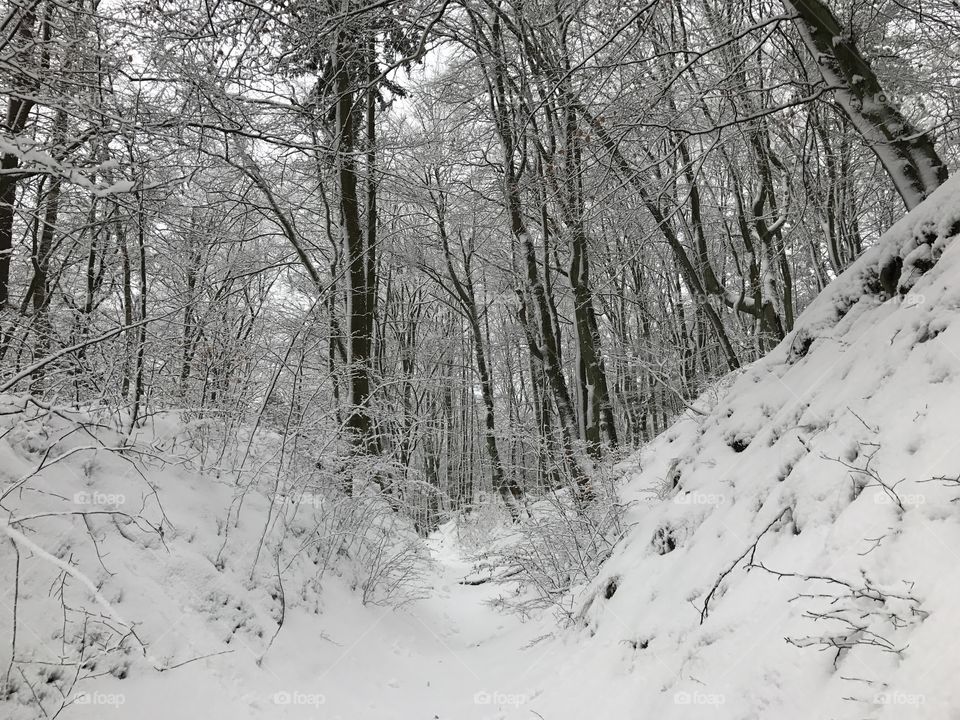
top-left (29, 174), bottom-right (61, 393)
top-left (432, 191), bottom-right (524, 517)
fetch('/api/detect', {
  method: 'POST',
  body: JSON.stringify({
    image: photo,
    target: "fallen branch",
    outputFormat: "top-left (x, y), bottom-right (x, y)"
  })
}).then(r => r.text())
top-left (459, 567), bottom-right (522, 586)
top-left (0, 519), bottom-right (137, 642)
top-left (700, 506), bottom-right (792, 623)
top-left (154, 649), bottom-right (234, 672)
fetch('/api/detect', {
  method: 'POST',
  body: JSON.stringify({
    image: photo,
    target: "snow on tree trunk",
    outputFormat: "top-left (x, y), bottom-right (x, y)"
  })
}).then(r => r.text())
top-left (783, 0), bottom-right (947, 210)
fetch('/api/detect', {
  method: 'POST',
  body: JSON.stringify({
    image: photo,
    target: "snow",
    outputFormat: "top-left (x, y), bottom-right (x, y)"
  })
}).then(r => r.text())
top-left (3, 177), bottom-right (960, 718)
top-left (0, 140), bottom-right (134, 197)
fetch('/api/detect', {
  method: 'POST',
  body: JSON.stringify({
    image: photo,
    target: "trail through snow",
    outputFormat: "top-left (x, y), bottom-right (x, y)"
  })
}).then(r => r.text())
top-left (263, 528), bottom-right (557, 720)
top-left (60, 520), bottom-right (575, 720)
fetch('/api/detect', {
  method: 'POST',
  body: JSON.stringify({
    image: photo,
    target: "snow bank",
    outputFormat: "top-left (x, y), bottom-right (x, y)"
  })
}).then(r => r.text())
top-left (0, 406), bottom-right (429, 719)
top-left (539, 174), bottom-right (960, 718)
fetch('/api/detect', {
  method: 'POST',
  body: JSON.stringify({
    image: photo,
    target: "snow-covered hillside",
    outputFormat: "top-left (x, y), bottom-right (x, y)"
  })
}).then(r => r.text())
top-left (3, 176), bottom-right (960, 720)
top-left (542, 172), bottom-right (960, 718)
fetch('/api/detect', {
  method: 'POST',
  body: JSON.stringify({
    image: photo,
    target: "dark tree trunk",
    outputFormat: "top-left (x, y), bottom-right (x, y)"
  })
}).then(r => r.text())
top-left (336, 33), bottom-right (376, 480)
top-left (783, 0), bottom-right (947, 209)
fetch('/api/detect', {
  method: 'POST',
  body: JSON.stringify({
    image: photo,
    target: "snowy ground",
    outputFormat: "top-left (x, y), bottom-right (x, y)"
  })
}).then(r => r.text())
top-left (4, 177), bottom-right (960, 718)
top-left (0, 407), bottom-right (571, 720)
top-left (50, 521), bottom-right (571, 720)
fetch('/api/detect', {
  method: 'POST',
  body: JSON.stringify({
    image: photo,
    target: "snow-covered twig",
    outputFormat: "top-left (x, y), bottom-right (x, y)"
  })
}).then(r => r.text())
top-left (0, 519), bottom-right (138, 646)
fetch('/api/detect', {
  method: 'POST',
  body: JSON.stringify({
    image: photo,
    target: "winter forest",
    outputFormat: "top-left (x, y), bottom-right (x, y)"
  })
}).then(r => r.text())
top-left (2, 0), bottom-right (960, 717)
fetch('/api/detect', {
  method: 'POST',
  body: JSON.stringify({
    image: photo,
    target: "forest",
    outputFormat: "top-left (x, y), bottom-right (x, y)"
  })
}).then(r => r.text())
top-left (1, 0), bottom-right (960, 717)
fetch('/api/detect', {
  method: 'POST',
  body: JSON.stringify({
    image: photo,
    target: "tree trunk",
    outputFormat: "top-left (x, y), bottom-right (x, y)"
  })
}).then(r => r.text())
top-left (29, 176), bottom-right (60, 393)
top-left (783, 0), bottom-right (947, 209)
top-left (336, 31), bottom-right (376, 480)
top-left (433, 195), bottom-right (524, 517)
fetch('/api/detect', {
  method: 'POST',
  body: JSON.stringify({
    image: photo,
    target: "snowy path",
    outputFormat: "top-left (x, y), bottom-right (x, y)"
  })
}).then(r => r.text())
top-left (5, 413), bottom-right (611, 720)
top-left (113, 522), bottom-right (576, 720)
top-left (54, 518), bottom-right (578, 720)
top-left (252, 527), bottom-right (560, 719)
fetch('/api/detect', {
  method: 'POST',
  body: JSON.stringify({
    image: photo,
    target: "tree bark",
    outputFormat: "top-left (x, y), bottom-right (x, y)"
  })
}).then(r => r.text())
top-left (783, 0), bottom-right (947, 209)
top-left (336, 31), bottom-right (376, 475)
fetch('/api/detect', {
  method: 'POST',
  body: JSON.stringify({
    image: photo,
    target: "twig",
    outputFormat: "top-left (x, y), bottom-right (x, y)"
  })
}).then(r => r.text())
top-left (4, 537), bottom-right (19, 694)
top-left (1, 519), bottom-right (135, 639)
top-left (459, 567), bottom-right (522, 585)
top-left (18, 666), bottom-right (49, 718)
top-left (0, 310), bottom-right (179, 393)
top-left (846, 407), bottom-right (879, 433)
top-left (700, 507), bottom-right (792, 623)
top-left (154, 649), bottom-right (234, 673)
top-left (258, 551), bottom-right (286, 665)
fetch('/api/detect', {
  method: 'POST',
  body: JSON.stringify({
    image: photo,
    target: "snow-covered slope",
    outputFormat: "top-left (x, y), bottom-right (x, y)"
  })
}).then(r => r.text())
top-left (3, 176), bottom-right (960, 720)
top-left (536, 174), bottom-right (960, 719)
top-left (0, 414), bottom-right (443, 719)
